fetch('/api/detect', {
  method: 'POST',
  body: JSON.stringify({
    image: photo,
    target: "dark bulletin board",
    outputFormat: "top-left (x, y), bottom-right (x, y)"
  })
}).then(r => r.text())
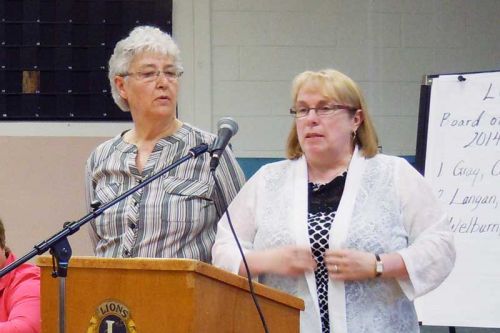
top-left (0, 0), bottom-right (172, 121)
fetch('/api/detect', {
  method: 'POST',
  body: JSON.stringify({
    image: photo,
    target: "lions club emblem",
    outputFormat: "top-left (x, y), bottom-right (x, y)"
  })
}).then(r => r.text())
top-left (87, 300), bottom-right (137, 333)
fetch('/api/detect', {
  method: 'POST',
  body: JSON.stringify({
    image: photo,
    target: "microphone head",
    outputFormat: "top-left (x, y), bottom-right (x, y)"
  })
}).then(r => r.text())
top-left (217, 117), bottom-right (238, 135)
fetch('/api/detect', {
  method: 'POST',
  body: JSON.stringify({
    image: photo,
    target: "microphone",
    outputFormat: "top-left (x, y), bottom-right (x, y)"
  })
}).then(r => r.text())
top-left (210, 117), bottom-right (238, 171)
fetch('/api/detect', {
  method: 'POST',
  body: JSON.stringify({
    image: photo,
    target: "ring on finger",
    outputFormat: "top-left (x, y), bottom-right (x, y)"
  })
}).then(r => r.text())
top-left (333, 264), bottom-right (339, 273)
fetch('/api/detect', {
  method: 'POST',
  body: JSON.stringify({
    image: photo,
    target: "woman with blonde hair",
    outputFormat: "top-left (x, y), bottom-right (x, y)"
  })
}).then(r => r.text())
top-left (213, 69), bottom-right (455, 332)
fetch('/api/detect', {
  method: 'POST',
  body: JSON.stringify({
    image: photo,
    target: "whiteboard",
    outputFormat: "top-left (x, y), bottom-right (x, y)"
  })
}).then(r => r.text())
top-left (415, 71), bottom-right (500, 328)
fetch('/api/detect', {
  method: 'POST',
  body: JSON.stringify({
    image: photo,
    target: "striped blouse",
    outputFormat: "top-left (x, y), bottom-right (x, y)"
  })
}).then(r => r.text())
top-left (85, 123), bottom-right (245, 262)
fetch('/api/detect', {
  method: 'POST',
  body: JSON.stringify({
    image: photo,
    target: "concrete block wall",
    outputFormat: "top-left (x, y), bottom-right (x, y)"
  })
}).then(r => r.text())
top-left (210, 0), bottom-right (500, 157)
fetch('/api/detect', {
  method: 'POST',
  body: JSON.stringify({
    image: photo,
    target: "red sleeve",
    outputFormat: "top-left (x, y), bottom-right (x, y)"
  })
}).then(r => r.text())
top-left (0, 267), bottom-right (41, 333)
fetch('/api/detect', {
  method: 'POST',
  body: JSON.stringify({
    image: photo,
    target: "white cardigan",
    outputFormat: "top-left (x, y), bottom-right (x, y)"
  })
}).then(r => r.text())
top-left (212, 149), bottom-right (455, 333)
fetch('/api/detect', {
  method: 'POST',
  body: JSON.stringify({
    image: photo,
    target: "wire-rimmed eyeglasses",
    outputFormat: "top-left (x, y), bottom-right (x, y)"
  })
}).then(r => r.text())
top-left (122, 69), bottom-right (184, 82)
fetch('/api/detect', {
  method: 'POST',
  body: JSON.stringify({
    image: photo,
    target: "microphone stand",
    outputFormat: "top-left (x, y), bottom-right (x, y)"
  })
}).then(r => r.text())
top-left (0, 143), bottom-right (208, 333)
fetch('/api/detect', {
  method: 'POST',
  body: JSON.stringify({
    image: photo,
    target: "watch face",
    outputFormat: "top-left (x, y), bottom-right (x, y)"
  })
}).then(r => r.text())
top-left (375, 254), bottom-right (383, 277)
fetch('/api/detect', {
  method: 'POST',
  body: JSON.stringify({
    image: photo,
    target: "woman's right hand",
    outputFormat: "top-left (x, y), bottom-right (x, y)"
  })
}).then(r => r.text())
top-left (238, 245), bottom-right (317, 277)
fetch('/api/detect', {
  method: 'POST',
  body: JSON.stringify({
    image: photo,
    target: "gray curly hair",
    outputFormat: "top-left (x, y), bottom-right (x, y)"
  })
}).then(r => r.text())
top-left (108, 26), bottom-right (183, 111)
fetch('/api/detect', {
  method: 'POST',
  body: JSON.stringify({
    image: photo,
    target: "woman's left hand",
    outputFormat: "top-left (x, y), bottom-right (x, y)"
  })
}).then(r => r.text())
top-left (324, 248), bottom-right (376, 281)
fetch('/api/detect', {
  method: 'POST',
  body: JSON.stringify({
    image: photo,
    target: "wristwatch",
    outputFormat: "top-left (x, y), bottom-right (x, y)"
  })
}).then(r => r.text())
top-left (375, 254), bottom-right (384, 277)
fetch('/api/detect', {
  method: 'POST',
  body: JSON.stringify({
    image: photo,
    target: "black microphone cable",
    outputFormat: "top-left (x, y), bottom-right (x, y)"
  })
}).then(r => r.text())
top-left (210, 169), bottom-right (270, 333)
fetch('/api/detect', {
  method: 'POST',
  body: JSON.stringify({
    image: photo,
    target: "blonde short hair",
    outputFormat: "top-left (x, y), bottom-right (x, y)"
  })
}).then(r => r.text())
top-left (286, 69), bottom-right (379, 159)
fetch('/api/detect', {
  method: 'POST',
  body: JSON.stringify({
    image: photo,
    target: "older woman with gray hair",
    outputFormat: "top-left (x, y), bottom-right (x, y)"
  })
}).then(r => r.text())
top-left (86, 26), bottom-right (245, 261)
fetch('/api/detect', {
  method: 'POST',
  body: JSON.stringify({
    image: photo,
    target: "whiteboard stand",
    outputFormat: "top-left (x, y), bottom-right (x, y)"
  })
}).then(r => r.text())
top-left (416, 69), bottom-right (500, 332)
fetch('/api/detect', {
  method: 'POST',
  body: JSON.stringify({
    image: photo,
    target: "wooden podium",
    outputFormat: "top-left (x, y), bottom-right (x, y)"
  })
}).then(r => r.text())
top-left (37, 256), bottom-right (304, 332)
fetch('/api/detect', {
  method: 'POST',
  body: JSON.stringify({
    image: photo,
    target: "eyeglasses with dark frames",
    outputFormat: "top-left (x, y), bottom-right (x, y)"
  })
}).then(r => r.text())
top-left (289, 104), bottom-right (357, 118)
